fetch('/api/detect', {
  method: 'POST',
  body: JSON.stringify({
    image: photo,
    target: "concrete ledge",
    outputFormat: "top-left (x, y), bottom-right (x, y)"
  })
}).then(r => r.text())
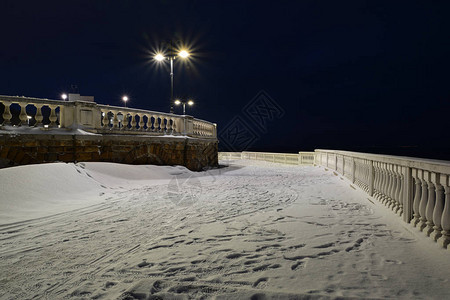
top-left (0, 133), bottom-right (218, 171)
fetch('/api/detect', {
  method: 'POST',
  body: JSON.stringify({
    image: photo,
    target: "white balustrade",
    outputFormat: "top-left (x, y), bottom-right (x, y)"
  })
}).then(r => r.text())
top-left (218, 151), bottom-right (315, 166)
top-left (315, 149), bottom-right (450, 249)
top-left (0, 95), bottom-right (216, 139)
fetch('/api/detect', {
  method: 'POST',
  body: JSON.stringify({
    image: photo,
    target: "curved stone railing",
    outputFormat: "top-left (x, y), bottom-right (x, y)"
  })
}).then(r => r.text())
top-left (218, 151), bottom-right (315, 165)
top-left (0, 95), bottom-right (216, 139)
top-left (315, 149), bottom-right (450, 249)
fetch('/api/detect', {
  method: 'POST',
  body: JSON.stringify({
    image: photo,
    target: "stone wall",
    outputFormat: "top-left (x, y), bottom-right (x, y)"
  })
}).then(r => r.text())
top-left (0, 133), bottom-right (218, 171)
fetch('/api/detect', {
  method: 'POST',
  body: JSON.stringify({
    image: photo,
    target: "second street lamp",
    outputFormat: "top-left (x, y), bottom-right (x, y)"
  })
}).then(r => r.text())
top-left (174, 99), bottom-right (194, 115)
top-left (154, 42), bottom-right (190, 114)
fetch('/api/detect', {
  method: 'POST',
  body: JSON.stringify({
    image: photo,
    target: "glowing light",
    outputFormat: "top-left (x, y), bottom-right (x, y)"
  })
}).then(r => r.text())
top-left (154, 53), bottom-right (165, 61)
top-left (178, 50), bottom-right (189, 58)
top-left (187, 100), bottom-right (194, 106)
top-left (122, 96), bottom-right (128, 102)
top-left (61, 93), bottom-right (67, 100)
top-left (174, 99), bottom-right (181, 105)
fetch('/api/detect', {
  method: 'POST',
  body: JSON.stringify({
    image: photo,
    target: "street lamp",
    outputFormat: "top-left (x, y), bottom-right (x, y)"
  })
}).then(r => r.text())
top-left (122, 96), bottom-right (128, 107)
top-left (61, 93), bottom-right (67, 101)
top-left (174, 99), bottom-right (194, 115)
top-left (153, 42), bottom-right (191, 114)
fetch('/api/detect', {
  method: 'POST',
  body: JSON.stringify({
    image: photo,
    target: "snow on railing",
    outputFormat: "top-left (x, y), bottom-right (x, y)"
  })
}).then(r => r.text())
top-left (218, 151), bottom-right (315, 165)
top-left (315, 149), bottom-right (450, 249)
top-left (0, 95), bottom-right (217, 139)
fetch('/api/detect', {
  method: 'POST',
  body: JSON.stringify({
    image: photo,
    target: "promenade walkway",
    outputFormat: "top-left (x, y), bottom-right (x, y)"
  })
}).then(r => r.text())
top-left (0, 160), bottom-right (448, 299)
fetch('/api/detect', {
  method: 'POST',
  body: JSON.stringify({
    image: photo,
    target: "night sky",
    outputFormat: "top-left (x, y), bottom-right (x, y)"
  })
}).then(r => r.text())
top-left (1, 1), bottom-right (450, 159)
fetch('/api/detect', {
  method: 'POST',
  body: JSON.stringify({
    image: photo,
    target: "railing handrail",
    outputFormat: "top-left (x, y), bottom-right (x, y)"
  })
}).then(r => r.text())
top-left (0, 95), bottom-right (69, 106)
top-left (97, 104), bottom-right (180, 119)
top-left (315, 149), bottom-right (450, 174)
top-left (242, 151), bottom-right (299, 156)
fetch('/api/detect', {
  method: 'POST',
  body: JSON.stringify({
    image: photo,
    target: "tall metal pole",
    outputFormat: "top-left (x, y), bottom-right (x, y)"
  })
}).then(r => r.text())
top-left (170, 57), bottom-right (174, 113)
top-left (183, 103), bottom-right (186, 115)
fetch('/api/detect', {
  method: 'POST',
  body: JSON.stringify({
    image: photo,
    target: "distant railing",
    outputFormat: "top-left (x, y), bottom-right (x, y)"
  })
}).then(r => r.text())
top-left (315, 149), bottom-right (450, 249)
top-left (0, 95), bottom-right (216, 139)
top-left (218, 151), bottom-right (315, 165)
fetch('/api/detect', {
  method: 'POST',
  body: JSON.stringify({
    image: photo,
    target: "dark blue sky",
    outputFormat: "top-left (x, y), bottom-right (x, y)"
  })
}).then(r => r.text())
top-left (1, 0), bottom-right (449, 159)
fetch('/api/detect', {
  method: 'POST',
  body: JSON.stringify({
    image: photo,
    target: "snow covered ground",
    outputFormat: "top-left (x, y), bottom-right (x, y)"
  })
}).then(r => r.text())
top-left (0, 159), bottom-right (449, 299)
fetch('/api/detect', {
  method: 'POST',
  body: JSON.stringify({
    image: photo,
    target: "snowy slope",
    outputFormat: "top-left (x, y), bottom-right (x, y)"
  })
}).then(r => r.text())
top-left (0, 160), bottom-right (449, 299)
top-left (0, 162), bottom-right (191, 224)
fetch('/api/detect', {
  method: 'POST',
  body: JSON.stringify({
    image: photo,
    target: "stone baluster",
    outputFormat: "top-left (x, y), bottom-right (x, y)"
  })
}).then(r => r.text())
top-left (150, 115), bottom-right (156, 132)
top-left (360, 160), bottom-right (365, 189)
top-left (342, 156), bottom-right (346, 176)
top-left (101, 111), bottom-right (108, 128)
top-left (147, 115), bottom-right (153, 131)
top-left (48, 105), bottom-right (58, 128)
top-left (156, 117), bottom-right (162, 132)
top-left (34, 104), bottom-right (44, 127)
top-left (418, 171), bottom-right (430, 231)
top-left (171, 118), bottom-right (177, 134)
top-left (359, 161), bottom-right (364, 187)
top-left (19, 103), bottom-right (28, 126)
top-left (402, 166), bottom-right (414, 222)
top-left (153, 116), bottom-right (158, 132)
top-left (164, 117), bottom-right (169, 132)
top-left (378, 163), bottom-right (384, 198)
top-left (377, 164), bottom-right (384, 202)
top-left (372, 163), bottom-right (378, 196)
top-left (431, 176), bottom-right (445, 241)
top-left (138, 114), bottom-right (145, 131)
top-left (424, 173), bottom-right (438, 236)
top-left (385, 165), bottom-right (393, 206)
top-left (378, 164), bottom-right (386, 202)
top-left (392, 165), bottom-right (401, 211)
top-left (376, 162), bottom-right (383, 200)
top-left (381, 165), bottom-right (388, 204)
top-left (355, 160), bottom-right (360, 186)
top-left (122, 113), bottom-right (129, 130)
top-left (366, 160), bottom-right (370, 191)
top-left (363, 161), bottom-right (367, 188)
top-left (391, 165), bottom-right (399, 209)
top-left (112, 111), bottom-right (119, 129)
top-left (437, 175), bottom-right (450, 248)
top-left (384, 164), bottom-right (392, 204)
top-left (131, 114), bottom-right (137, 130)
top-left (390, 165), bottom-right (397, 210)
top-left (396, 166), bottom-right (404, 215)
top-left (374, 163), bottom-right (381, 198)
top-left (167, 118), bottom-right (173, 134)
top-left (412, 169), bottom-right (422, 226)
top-left (2, 102), bottom-right (12, 125)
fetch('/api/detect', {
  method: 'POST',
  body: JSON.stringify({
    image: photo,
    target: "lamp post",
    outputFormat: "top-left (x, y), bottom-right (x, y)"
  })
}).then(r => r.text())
top-left (154, 42), bottom-right (190, 114)
top-left (174, 99), bottom-right (194, 115)
top-left (122, 96), bottom-right (128, 107)
top-left (61, 93), bottom-right (67, 101)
